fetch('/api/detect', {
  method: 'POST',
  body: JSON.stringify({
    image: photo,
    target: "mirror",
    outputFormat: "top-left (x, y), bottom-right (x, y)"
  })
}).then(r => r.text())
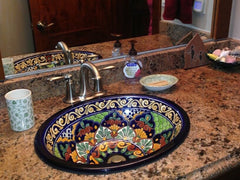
top-left (2, 0), bottom-right (232, 79)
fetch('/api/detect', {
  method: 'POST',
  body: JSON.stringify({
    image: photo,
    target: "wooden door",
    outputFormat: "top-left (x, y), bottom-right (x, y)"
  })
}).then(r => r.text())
top-left (29, 0), bottom-right (113, 51)
top-left (28, 0), bottom-right (161, 52)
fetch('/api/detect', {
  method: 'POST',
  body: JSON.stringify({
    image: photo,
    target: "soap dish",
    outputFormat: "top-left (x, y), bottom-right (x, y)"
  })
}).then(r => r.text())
top-left (140, 74), bottom-right (178, 91)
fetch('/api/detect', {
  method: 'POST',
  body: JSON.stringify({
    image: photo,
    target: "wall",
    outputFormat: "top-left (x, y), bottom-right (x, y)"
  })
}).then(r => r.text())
top-left (229, 0), bottom-right (240, 41)
top-left (0, 0), bottom-right (34, 57)
top-left (161, 0), bottom-right (214, 34)
top-left (192, 0), bottom-right (214, 33)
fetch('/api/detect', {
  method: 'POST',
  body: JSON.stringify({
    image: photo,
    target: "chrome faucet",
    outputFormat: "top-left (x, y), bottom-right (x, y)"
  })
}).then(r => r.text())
top-left (77, 62), bottom-right (104, 101)
top-left (55, 41), bottom-right (73, 65)
top-left (48, 61), bottom-right (105, 103)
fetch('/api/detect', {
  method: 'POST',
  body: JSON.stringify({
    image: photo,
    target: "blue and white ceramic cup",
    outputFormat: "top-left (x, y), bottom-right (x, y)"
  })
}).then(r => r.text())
top-left (5, 89), bottom-right (35, 131)
top-left (2, 57), bottom-right (15, 76)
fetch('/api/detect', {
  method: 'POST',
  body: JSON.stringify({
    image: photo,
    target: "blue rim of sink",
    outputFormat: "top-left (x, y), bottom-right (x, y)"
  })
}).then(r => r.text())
top-left (14, 50), bottom-right (102, 73)
top-left (34, 94), bottom-right (190, 174)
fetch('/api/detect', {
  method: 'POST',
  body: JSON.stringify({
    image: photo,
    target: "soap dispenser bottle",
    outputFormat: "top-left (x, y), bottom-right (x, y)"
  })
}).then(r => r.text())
top-left (111, 34), bottom-right (122, 57)
top-left (123, 40), bottom-right (142, 79)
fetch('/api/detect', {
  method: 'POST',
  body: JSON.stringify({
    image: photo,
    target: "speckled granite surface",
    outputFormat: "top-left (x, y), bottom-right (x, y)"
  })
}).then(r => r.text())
top-left (1, 65), bottom-right (240, 179)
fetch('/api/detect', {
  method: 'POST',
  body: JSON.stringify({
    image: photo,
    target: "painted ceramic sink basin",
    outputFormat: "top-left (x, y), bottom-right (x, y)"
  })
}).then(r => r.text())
top-left (14, 50), bottom-right (101, 73)
top-left (35, 94), bottom-right (190, 174)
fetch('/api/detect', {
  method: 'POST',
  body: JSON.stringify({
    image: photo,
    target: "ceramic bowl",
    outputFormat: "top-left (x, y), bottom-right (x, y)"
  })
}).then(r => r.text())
top-left (34, 94), bottom-right (189, 174)
top-left (140, 74), bottom-right (178, 91)
top-left (206, 53), bottom-right (240, 68)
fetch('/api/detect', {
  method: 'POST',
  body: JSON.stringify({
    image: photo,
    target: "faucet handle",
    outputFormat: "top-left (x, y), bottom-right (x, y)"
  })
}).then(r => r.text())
top-left (48, 74), bottom-right (66, 82)
top-left (98, 65), bottom-right (115, 71)
top-left (48, 74), bottom-right (76, 104)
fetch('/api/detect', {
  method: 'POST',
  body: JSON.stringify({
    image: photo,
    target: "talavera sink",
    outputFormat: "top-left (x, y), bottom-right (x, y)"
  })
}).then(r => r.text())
top-left (35, 94), bottom-right (190, 174)
top-left (14, 50), bottom-right (101, 73)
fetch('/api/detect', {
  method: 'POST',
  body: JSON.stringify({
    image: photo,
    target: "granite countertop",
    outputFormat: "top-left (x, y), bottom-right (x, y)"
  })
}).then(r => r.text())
top-left (0, 65), bottom-right (240, 179)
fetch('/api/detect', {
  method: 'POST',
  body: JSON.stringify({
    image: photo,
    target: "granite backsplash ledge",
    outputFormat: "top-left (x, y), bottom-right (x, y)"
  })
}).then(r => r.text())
top-left (0, 46), bottom-right (184, 108)
top-left (0, 38), bottom-right (239, 108)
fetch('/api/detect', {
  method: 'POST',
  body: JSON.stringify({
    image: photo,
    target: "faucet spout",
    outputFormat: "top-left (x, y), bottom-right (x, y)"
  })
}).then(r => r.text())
top-left (55, 41), bottom-right (73, 65)
top-left (79, 62), bottom-right (104, 101)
